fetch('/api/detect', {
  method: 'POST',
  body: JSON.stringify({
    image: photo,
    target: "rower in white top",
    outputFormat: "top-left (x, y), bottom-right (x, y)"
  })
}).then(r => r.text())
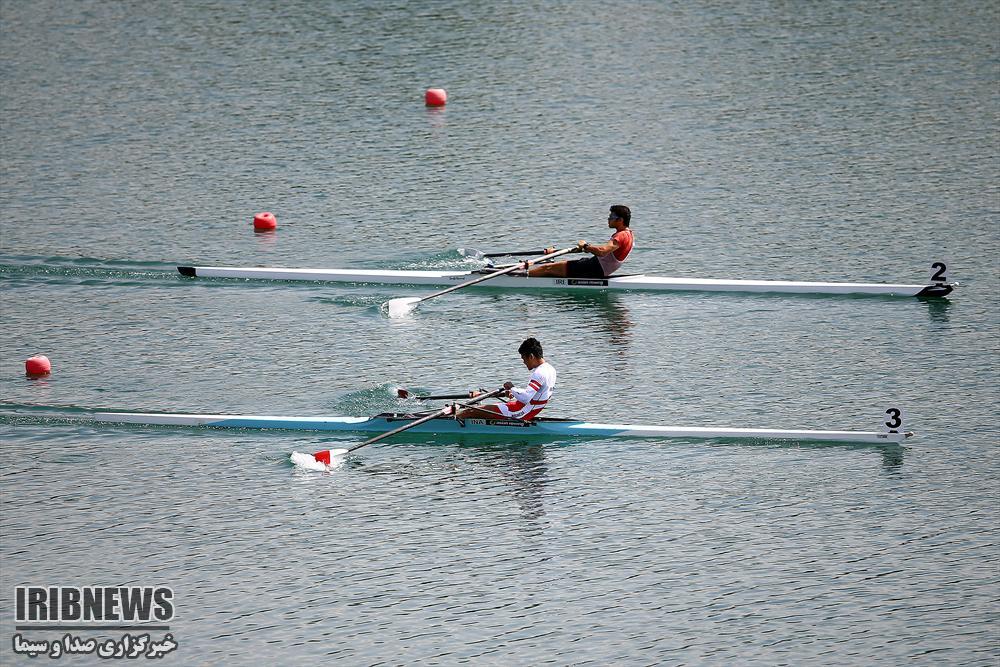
top-left (456, 337), bottom-right (556, 421)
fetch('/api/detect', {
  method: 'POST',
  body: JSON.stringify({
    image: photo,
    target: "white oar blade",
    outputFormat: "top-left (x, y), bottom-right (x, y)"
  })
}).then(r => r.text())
top-left (457, 248), bottom-right (485, 260)
top-left (385, 297), bottom-right (421, 318)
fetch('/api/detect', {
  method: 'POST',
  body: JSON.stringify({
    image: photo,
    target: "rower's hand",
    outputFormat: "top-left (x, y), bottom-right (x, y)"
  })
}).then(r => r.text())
top-left (503, 381), bottom-right (514, 391)
top-left (577, 239), bottom-right (589, 252)
top-left (469, 389), bottom-right (482, 398)
top-left (542, 246), bottom-right (556, 255)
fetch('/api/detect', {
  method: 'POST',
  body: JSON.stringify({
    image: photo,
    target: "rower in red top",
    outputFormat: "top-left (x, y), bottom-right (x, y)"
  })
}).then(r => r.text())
top-left (456, 337), bottom-right (555, 421)
top-left (528, 204), bottom-right (634, 278)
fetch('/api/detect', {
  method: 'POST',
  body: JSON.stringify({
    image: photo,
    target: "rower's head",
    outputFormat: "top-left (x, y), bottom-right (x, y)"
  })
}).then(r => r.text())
top-left (518, 337), bottom-right (544, 369)
top-left (608, 204), bottom-right (630, 229)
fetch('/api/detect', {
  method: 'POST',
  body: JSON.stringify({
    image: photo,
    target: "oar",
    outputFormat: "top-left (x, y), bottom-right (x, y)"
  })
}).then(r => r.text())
top-left (386, 245), bottom-right (580, 317)
top-left (459, 248), bottom-right (549, 260)
top-left (303, 387), bottom-right (507, 465)
top-left (396, 388), bottom-right (482, 400)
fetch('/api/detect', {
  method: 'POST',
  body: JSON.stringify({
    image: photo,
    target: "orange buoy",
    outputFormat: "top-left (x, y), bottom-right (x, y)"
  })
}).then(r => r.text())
top-left (253, 212), bottom-right (277, 231)
top-left (25, 355), bottom-right (51, 376)
top-left (425, 88), bottom-right (447, 107)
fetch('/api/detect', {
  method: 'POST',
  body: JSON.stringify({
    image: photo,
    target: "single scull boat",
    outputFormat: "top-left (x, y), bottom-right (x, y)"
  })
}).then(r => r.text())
top-left (94, 411), bottom-right (912, 444)
top-left (176, 265), bottom-right (953, 298)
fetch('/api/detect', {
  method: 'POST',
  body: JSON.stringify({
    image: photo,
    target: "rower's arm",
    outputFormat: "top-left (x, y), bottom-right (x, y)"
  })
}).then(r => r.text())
top-left (509, 386), bottom-right (531, 403)
top-left (582, 239), bottom-right (618, 257)
top-left (510, 378), bottom-right (541, 404)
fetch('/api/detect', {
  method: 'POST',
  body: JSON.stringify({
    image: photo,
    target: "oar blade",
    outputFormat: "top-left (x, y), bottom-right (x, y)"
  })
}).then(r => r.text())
top-left (385, 247), bottom-right (576, 319)
top-left (291, 448), bottom-right (350, 471)
top-left (457, 248), bottom-right (486, 260)
top-left (384, 296), bottom-right (421, 318)
top-left (290, 451), bottom-right (328, 470)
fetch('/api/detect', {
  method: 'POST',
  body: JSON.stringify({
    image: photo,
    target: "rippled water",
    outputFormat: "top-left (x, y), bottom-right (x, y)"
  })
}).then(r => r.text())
top-left (2, 1), bottom-right (998, 665)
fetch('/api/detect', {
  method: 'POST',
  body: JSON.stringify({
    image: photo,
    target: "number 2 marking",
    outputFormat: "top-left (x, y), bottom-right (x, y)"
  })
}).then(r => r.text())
top-left (931, 262), bottom-right (947, 282)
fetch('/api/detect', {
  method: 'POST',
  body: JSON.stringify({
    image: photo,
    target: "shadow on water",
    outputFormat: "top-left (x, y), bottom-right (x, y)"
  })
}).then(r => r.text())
top-left (919, 294), bottom-right (952, 324)
top-left (703, 437), bottom-right (908, 470)
top-left (879, 446), bottom-right (906, 471)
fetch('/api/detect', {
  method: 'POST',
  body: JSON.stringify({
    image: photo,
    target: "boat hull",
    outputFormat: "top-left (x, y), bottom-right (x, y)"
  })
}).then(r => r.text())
top-left (94, 412), bottom-right (911, 444)
top-left (176, 266), bottom-right (952, 297)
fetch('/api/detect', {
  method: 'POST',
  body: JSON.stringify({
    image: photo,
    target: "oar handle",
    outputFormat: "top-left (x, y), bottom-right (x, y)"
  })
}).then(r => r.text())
top-left (348, 387), bottom-right (506, 452)
top-left (397, 388), bottom-right (483, 400)
top-left (454, 387), bottom-right (507, 407)
top-left (482, 249), bottom-right (547, 258)
top-left (416, 392), bottom-right (479, 400)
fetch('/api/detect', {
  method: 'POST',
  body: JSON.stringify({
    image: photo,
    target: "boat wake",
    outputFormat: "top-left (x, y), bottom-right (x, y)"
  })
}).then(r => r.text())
top-left (398, 248), bottom-right (488, 271)
top-left (0, 255), bottom-right (182, 286)
top-left (330, 383), bottom-right (426, 414)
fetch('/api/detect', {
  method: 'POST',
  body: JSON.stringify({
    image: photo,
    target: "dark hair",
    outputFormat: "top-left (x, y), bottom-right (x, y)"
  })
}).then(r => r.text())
top-left (518, 337), bottom-right (543, 358)
top-left (610, 204), bottom-right (631, 227)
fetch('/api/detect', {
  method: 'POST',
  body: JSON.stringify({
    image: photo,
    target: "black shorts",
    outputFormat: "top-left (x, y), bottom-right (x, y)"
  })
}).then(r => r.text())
top-left (565, 256), bottom-right (605, 278)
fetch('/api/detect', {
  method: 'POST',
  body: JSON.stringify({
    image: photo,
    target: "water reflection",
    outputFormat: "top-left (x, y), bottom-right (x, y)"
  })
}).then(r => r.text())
top-left (531, 290), bottom-right (635, 350)
top-left (347, 435), bottom-right (556, 533)
top-left (920, 295), bottom-right (952, 324)
top-left (880, 445), bottom-right (906, 470)
top-left (457, 441), bottom-right (552, 533)
top-left (425, 106), bottom-right (447, 130)
top-left (254, 230), bottom-right (278, 251)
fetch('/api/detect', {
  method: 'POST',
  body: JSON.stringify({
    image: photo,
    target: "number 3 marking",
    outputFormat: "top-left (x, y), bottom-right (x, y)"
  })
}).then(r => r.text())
top-left (884, 408), bottom-right (902, 430)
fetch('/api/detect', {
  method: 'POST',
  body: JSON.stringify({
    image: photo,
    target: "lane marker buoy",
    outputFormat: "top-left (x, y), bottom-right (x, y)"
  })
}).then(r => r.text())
top-left (253, 212), bottom-right (277, 231)
top-left (425, 88), bottom-right (447, 107)
top-left (25, 355), bottom-right (51, 376)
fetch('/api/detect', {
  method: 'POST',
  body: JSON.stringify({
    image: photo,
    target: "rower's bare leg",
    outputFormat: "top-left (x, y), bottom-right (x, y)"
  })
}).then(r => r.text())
top-left (456, 405), bottom-right (503, 419)
top-left (528, 261), bottom-right (570, 278)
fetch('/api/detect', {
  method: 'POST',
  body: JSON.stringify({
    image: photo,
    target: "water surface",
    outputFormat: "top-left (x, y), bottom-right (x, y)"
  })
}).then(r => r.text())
top-left (2, 1), bottom-right (997, 664)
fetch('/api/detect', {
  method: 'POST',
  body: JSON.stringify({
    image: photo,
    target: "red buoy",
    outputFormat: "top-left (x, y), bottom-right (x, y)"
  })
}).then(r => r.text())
top-left (25, 355), bottom-right (51, 376)
top-left (253, 212), bottom-right (277, 231)
top-left (425, 88), bottom-right (447, 107)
